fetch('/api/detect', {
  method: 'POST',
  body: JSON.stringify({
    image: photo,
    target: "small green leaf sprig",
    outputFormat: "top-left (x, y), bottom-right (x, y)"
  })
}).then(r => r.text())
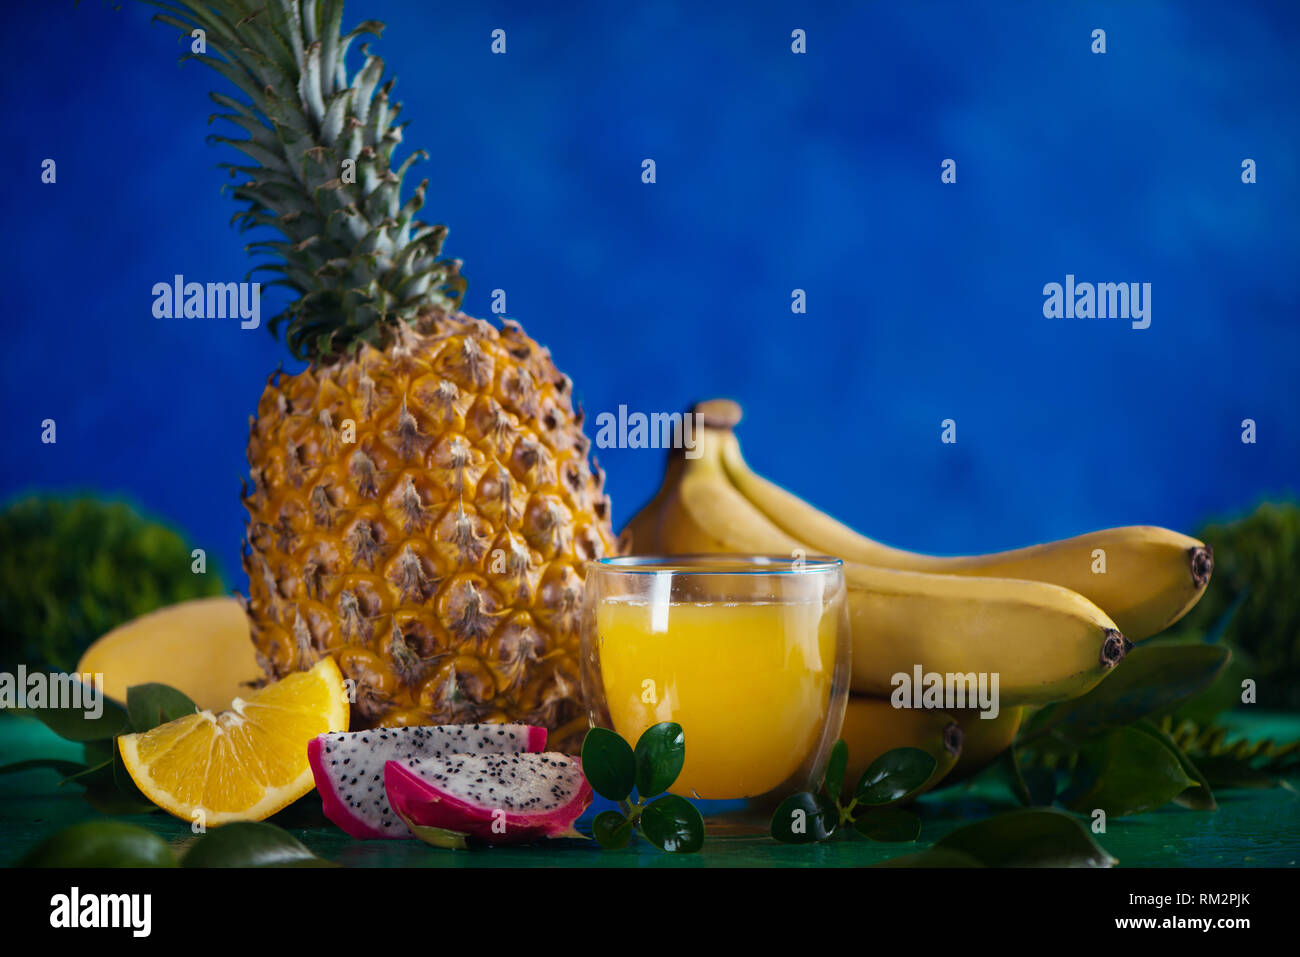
top-left (581, 723), bottom-right (705, 853)
top-left (770, 740), bottom-right (936, 844)
top-left (2, 682), bottom-right (201, 813)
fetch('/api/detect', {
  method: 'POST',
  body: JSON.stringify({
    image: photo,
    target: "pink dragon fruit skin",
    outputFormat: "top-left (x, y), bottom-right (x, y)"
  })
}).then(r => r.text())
top-left (385, 752), bottom-right (593, 845)
top-left (308, 724), bottom-right (548, 840)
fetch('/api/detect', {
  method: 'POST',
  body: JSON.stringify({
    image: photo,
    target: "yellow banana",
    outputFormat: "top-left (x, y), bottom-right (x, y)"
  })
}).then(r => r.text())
top-left (712, 407), bottom-right (1210, 640)
top-left (838, 696), bottom-right (962, 802)
top-left (648, 424), bottom-right (1130, 705)
top-left (840, 563), bottom-right (1126, 705)
top-left (943, 706), bottom-right (1024, 784)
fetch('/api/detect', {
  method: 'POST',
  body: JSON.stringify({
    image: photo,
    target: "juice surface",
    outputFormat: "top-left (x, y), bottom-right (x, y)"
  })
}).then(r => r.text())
top-left (596, 598), bottom-right (837, 799)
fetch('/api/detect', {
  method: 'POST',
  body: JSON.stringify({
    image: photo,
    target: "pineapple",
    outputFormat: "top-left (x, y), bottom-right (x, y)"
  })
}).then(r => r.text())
top-left (155, 0), bottom-right (619, 750)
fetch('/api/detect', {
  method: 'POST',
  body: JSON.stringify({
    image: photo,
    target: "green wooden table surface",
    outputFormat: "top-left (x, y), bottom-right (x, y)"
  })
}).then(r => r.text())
top-left (3, 712), bottom-right (1298, 867)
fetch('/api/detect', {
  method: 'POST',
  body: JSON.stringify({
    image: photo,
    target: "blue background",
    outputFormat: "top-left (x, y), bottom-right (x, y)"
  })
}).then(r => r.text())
top-left (2, 0), bottom-right (1296, 587)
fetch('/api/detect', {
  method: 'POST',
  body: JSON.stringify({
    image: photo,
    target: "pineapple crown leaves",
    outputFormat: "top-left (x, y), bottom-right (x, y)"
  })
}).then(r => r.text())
top-left (147, 0), bottom-right (466, 360)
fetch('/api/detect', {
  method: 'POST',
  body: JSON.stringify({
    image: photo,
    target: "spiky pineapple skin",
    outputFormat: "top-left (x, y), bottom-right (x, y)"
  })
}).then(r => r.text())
top-left (242, 311), bottom-right (617, 751)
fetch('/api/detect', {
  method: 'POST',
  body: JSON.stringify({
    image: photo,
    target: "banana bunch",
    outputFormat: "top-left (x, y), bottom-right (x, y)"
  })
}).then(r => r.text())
top-left (947, 707), bottom-right (1025, 784)
top-left (627, 399), bottom-right (1213, 717)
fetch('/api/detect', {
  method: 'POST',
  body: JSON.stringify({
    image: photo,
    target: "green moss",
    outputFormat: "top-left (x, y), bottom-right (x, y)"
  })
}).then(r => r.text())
top-left (0, 495), bottom-right (226, 672)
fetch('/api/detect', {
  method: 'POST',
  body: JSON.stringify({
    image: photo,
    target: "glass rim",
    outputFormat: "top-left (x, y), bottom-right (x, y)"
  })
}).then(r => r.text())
top-left (590, 554), bottom-right (843, 575)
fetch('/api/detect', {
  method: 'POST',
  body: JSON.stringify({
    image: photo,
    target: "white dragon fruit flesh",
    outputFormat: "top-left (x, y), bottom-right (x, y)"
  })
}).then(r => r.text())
top-left (385, 752), bottom-right (593, 845)
top-left (308, 724), bottom-right (547, 839)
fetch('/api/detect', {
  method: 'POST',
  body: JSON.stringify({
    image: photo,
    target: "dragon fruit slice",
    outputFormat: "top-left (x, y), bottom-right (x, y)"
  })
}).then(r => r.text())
top-left (385, 752), bottom-right (593, 845)
top-left (308, 723), bottom-right (547, 839)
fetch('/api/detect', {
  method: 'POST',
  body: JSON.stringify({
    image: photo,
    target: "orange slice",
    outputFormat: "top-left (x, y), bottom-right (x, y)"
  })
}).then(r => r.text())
top-left (118, 658), bottom-right (349, 825)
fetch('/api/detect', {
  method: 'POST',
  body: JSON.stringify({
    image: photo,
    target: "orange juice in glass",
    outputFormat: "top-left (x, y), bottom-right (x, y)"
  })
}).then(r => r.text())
top-left (581, 556), bottom-right (850, 806)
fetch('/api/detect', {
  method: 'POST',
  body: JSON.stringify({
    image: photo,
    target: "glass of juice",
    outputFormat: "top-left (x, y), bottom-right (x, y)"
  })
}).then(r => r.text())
top-left (580, 555), bottom-right (850, 826)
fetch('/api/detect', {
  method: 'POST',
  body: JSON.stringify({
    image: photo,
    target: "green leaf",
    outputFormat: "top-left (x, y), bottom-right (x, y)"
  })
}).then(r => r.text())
top-left (931, 808), bottom-right (1115, 867)
top-left (407, 824), bottom-right (470, 850)
top-left (769, 791), bottom-right (837, 844)
top-left (393, 807), bottom-right (470, 850)
top-left (1132, 719), bottom-right (1216, 811)
top-left (25, 687), bottom-right (131, 742)
top-left (81, 738), bottom-right (115, 770)
top-left (822, 739), bottom-right (848, 799)
top-left (126, 683), bottom-right (198, 733)
top-left (633, 722), bottom-right (685, 799)
top-left (69, 739), bottom-right (117, 789)
top-left (1025, 644), bottom-right (1230, 741)
top-left (0, 758), bottom-right (87, 779)
top-left (63, 739), bottom-right (155, 812)
top-left (639, 794), bottom-right (704, 854)
top-left (854, 747), bottom-right (937, 805)
top-left (1159, 616), bottom-right (1256, 727)
top-left (853, 807), bottom-right (921, 843)
top-left (181, 822), bottom-right (333, 868)
top-left (1061, 727), bottom-right (1197, 819)
top-left (592, 810), bottom-right (633, 850)
top-left (17, 821), bottom-right (176, 868)
top-left (580, 727), bottom-right (636, 802)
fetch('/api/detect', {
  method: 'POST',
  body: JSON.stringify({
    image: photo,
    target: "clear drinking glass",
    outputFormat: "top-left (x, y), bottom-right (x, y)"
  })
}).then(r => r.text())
top-left (580, 555), bottom-right (850, 828)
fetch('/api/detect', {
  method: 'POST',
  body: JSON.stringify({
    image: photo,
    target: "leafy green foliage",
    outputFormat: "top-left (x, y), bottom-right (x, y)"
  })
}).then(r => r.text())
top-left (27, 689), bottom-right (131, 742)
top-left (581, 727), bottom-right (636, 802)
top-left (592, 810), bottom-right (634, 849)
top-left (878, 809), bottom-right (1115, 868)
top-left (822, 739), bottom-right (848, 801)
top-left (1158, 715), bottom-right (1300, 790)
top-left (147, 0), bottom-right (466, 360)
top-left (127, 684), bottom-right (199, 733)
top-left (17, 821), bottom-right (176, 868)
top-left (770, 740), bottom-right (933, 845)
top-left (633, 722), bottom-right (685, 798)
top-left (583, 723), bottom-right (704, 854)
top-left (1166, 501), bottom-right (1300, 708)
top-left (1001, 626), bottom-right (1300, 820)
top-left (1059, 728), bottom-right (1198, 817)
top-left (639, 795), bottom-right (705, 854)
top-left (1132, 719), bottom-right (1216, 811)
top-left (0, 496), bottom-right (223, 672)
top-left (770, 791), bottom-right (838, 843)
top-left (181, 822), bottom-right (332, 867)
top-left (23, 679), bottom-right (210, 816)
top-left (854, 747), bottom-right (937, 805)
top-left (1021, 644), bottom-right (1229, 741)
top-left (17, 817), bottom-right (328, 869)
